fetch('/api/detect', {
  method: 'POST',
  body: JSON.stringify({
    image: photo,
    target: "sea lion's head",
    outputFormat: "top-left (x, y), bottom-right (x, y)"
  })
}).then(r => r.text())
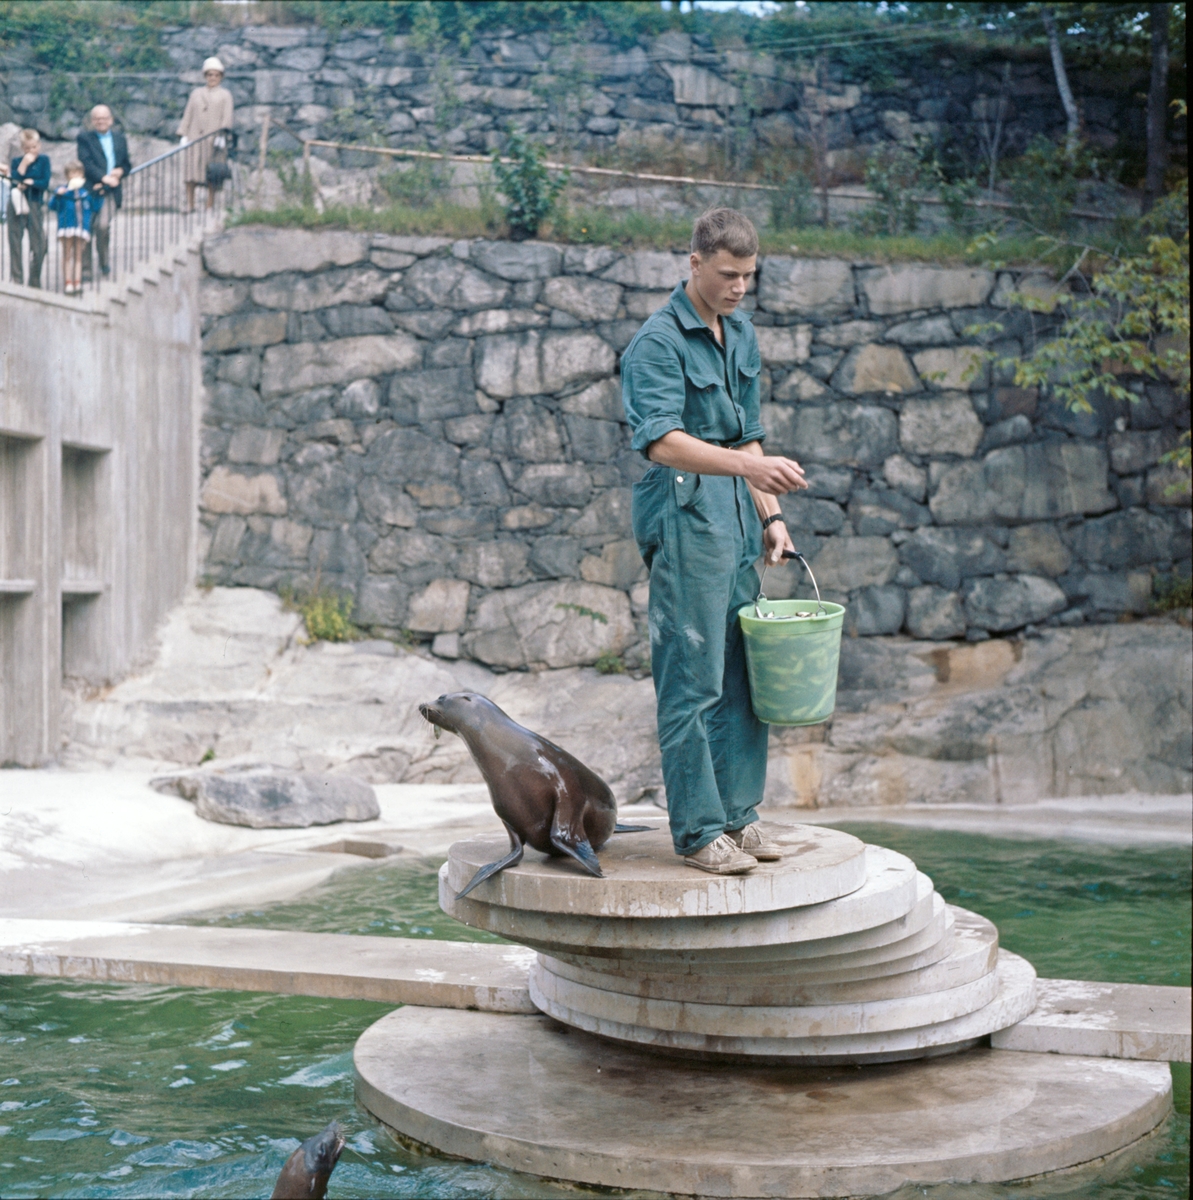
top-left (419, 691), bottom-right (499, 739)
top-left (270, 1121), bottom-right (345, 1200)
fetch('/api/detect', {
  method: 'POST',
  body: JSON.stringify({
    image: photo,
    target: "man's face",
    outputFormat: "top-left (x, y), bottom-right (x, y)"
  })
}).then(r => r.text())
top-left (690, 249), bottom-right (756, 316)
top-left (91, 107), bottom-right (113, 133)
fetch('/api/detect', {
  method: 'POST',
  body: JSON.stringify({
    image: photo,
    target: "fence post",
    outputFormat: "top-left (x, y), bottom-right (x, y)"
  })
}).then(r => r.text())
top-left (255, 113), bottom-right (270, 204)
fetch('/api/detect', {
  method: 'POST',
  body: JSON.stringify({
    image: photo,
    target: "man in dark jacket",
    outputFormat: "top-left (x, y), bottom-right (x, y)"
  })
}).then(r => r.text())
top-left (77, 104), bottom-right (132, 279)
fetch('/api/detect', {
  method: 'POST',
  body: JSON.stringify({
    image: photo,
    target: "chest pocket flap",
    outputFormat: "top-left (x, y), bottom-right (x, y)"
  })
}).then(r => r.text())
top-left (686, 364), bottom-right (725, 392)
top-left (738, 359), bottom-right (760, 380)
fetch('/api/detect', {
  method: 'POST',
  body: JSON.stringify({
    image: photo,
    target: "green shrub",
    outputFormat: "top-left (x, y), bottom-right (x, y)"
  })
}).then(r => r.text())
top-left (282, 585), bottom-right (362, 644)
top-left (1005, 136), bottom-right (1100, 237)
top-left (1153, 573), bottom-right (1193, 613)
top-left (857, 143), bottom-right (928, 236)
top-left (491, 128), bottom-right (569, 241)
top-left (594, 650), bottom-right (625, 675)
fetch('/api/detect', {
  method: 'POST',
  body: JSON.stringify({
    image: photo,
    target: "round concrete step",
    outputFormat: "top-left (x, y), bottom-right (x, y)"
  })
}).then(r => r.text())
top-left (540, 907), bottom-right (996, 1006)
top-left (528, 950), bottom-right (1037, 1063)
top-left (355, 1005), bottom-right (1173, 1198)
top-left (444, 821), bottom-right (866, 917)
top-left (441, 844), bottom-right (921, 953)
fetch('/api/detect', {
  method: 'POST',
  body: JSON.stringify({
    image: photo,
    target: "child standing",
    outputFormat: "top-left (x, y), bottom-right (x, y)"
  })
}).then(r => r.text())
top-left (48, 161), bottom-right (98, 295)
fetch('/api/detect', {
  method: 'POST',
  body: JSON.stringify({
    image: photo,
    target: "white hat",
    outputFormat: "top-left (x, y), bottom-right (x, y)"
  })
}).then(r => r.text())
top-left (202, 57), bottom-right (225, 75)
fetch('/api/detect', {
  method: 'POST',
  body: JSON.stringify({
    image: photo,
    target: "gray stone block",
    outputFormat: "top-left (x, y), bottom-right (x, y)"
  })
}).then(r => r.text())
top-left (364, 426), bottom-right (461, 485)
top-left (419, 506), bottom-right (497, 538)
top-left (905, 586), bottom-right (966, 640)
top-left (1004, 524), bottom-right (1071, 577)
top-left (202, 310), bottom-right (288, 353)
top-left (356, 576), bottom-right (410, 627)
top-left (470, 240), bottom-right (563, 281)
top-left (307, 527), bottom-right (367, 576)
top-left (910, 347), bottom-right (988, 392)
top-left (569, 488), bottom-right (633, 538)
top-left (883, 315), bottom-right (956, 345)
top-left (810, 537), bottom-right (898, 592)
top-left (900, 527), bottom-right (1006, 590)
top-left (531, 535), bottom-right (583, 578)
top-left (563, 245), bottom-right (621, 274)
top-left (788, 404), bottom-right (898, 469)
top-left (962, 574), bottom-right (1068, 631)
top-left (443, 415), bottom-right (496, 447)
top-left (369, 529), bottom-right (455, 573)
top-left (262, 335), bottom-right (421, 397)
top-left (850, 487), bottom-right (930, 535)
top-left (453, 309), bottom-right (548, 337)
top-left (251, 267), bottom-right (389, 312)
top-left (205, 382), bottom-right (268, 425)
top-left (389, 368), bottom-right (476, 423)
top-left (981, 415), bottom-right (1033, 451)
top-left (771, 369), bottom-right (828, 403)
top-left (337, 378), bottom-right (382, 419)
top-left (848, 585), bottom-right (907, 636)
top-left (599, 250), bottom-right (690, 290)
top-left (580, 539), bottom-right (646, 588)
top-left (203, 227), bottom-right (367, 279)
top-left (560, 379), bottom-right (623, 422)
top-left (813, 321), bottom-right (882, 348)
top-left (459, 460), bottom-right (510, 506)
top-left (476, 330), bottom-right (615, 399)
top-left (883, 454), bottom-right (927, 502)
top-left (801, 464), bottom-right (855, 503)
top-left (930, 444), bottom-right (1115, 524)
top-left (899, 395), bottom-right (984, 457)
top-left (490, 399), bottom-right (564, 464)
top-left (1070, 509), bottom-right (1180, 570)
top-left (319, 305), bottom-right (394, 338)
top-left (357, 478), bottom-right (418, 528)
top-left (564, 415), bottom-right (624, 462)
top-left (463, 580), bottom-right (634, 669)
top-left (779, 495), bottom-right (847, 535)
top-left (1108, 429), bottom-right (1174, 476)
top-left (407, 578), bottom-right (470, 633)
top-left (516, 463), bottom-right (593, 508)
top-left (403, 257), bottom-right (511, 311)
top-left (542, 276), bottom-right (623, 322)
top-left (228, 426), bottom-right (285, 466)
top-left (456, 542), bottom-right (530, 588)
top-left (859, 265), bottom-right (994, 315)
top-left (757, 258), bottom-right (854, 317)
top-left (155, 769), bottom-right (380, 828)
top-left (832, 344), bottom-right (921, 396)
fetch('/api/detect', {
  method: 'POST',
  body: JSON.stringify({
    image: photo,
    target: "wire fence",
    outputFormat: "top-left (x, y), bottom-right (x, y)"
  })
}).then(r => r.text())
top-left (1, 129), bottom-right (242, 300)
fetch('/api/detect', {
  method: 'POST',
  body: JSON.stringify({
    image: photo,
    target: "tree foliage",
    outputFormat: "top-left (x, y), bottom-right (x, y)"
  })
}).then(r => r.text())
top-left (491, 128), bottom-right (569, 241)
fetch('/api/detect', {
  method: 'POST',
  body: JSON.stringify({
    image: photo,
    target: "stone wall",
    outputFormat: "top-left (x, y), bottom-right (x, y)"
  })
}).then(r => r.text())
top-left (4, 21), bottom-right (1175, 180)
top-left (197, 226), bottom-right (1190, 671)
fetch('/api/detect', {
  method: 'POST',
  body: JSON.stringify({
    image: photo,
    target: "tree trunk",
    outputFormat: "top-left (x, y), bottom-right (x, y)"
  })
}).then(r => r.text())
top-left (1040, 6), bottom-right (1080, 157)
top-left (1143, 2), bottom-right (1171, 212)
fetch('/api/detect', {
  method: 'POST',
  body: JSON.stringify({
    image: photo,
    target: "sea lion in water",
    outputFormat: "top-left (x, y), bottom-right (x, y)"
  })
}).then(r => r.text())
top-left (270, 1121), bottom-right (345, 1200)
top-left (419, 692), bottom-right (648, 897)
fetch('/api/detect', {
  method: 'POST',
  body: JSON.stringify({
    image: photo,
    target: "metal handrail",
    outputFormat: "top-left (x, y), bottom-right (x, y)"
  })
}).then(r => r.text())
top-left (2, 127), bottom-right (239, 300)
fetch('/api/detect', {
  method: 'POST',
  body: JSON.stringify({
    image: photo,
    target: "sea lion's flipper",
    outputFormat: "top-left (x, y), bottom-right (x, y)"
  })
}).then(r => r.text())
top-left (456, 827), bottom-right (524, 899)
top-left (613, 823), bottom-right (651, 833)
top-left (550, 831), bottom-right (604, 878)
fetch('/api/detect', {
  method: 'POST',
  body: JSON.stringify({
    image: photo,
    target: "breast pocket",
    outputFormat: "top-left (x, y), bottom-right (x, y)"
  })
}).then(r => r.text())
top-left (684, 366), bottom-right (728, 438)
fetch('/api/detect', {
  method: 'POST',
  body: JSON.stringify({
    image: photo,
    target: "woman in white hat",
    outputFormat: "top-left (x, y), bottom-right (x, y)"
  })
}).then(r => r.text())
top-left (178, 56), bottom-right (234, 212)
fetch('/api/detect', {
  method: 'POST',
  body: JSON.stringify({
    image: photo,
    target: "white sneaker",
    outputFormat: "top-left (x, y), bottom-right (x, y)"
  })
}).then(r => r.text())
top-left (683, 833), bottom-right (758, 875)
top-left (727, 823), bottom-right (782, 861)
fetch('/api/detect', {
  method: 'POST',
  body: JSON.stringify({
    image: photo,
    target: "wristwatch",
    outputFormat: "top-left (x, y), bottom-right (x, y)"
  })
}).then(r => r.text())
top-left (760, 513), bottom-right (785, 530)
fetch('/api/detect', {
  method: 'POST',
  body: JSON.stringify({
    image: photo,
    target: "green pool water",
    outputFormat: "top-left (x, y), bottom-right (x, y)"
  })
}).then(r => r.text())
top-left (1, 827), bottom-right (1187, 1199)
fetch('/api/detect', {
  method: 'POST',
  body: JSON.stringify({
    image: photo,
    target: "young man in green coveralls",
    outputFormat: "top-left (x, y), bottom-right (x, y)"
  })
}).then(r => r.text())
top-left (621, 208), bottom-right (810, 875)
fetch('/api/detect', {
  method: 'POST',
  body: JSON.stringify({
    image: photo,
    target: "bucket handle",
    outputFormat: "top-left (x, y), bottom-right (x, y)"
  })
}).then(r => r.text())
top-left (754, 549), bottom-right (827, 620)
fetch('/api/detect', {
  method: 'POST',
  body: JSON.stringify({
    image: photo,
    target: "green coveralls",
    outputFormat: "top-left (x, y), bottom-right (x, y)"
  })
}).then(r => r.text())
top-left (621, 282), bottom-right (769, 856)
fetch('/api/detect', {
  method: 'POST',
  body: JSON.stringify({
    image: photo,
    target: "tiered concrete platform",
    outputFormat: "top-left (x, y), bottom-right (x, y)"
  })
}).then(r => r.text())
top-left (440, 821), bottom-right (1036, 1063)
top-left (352, 819), bottom-right (1177, 1196)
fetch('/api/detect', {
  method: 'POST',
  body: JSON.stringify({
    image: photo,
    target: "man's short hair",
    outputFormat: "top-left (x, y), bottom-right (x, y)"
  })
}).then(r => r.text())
top-left (20, 128), bottom-right (40, 147)
top-left (691, 207), bottom-right (758, 259)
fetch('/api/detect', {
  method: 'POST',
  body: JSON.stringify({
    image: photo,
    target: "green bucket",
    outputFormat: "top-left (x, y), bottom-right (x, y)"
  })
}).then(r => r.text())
top-left (738, 556), bottom-right (844, 726)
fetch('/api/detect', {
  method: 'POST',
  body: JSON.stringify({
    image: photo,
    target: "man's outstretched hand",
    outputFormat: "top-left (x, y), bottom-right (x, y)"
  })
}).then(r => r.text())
top-left (742, 453), bottom-right (808, 495)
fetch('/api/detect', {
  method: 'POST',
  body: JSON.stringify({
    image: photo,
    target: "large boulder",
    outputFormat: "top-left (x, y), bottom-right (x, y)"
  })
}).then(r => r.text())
top-left (152, 769), bottom-right (380, 827)
top-left (203, 227), bottom-right (368, 278)
top-left (831, 344), bottom-right (921, 395)
top-left (899, 395), bottom-right (983, 456)
top-left (757, 258), bottom-right (854, 317)
top-left (476, 330), bottom-right (615, 398)
top-left (261, 335), bottom-right (421, 396)
top-left (858, 265), bottom-right (994, 315)
top-left (463, 581), bottom-right (635, 669)
top-left (962, 575), bottom-right (1068, 631)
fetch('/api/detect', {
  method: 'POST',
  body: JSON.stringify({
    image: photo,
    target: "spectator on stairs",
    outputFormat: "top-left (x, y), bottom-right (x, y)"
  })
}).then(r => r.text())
top-left (77, 104), bottom-right (132, 281)
top-left (1, 128), bottom-right (50, 288)
top-left (49, 161), bottom-right (100, 295)
top-left (178, 56), bottom-right (235, 214)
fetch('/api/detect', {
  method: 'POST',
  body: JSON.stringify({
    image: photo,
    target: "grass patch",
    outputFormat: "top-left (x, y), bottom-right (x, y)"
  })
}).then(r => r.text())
top-left (231, 200), bottom-right (1106, 268)
top-left (1153, 573), bottom-right (1193, 613)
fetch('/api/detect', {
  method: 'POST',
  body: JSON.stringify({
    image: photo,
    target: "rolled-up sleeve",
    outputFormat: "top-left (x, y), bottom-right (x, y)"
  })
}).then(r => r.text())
top-left (622, 333), bottom-right (687, 456)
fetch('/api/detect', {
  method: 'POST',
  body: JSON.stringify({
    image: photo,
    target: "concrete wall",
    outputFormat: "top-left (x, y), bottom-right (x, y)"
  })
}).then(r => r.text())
top-left (197, 226), bottom-right (1190, 673)
top-left (0, 249), bottom-right (201, 765)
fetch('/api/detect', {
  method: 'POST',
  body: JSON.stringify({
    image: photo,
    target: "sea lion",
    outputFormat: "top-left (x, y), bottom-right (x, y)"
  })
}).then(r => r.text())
top-left (270, 1121), bottom-right (345, 1200)
top-left (419, 691), bottom-right (649, 897)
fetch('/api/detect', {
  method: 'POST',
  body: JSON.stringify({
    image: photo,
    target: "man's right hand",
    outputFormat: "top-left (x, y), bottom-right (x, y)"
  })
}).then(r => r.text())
top-left (742, 454), bottom-right (808, 495)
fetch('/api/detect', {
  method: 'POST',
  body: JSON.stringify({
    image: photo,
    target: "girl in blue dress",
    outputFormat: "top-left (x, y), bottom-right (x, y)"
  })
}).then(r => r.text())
top-left (49, 161), bottom-right (99, 294)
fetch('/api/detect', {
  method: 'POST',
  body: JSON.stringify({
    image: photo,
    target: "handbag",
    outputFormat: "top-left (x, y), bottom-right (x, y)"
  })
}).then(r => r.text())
top-left (206, 132), bottom-right (231, 186)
